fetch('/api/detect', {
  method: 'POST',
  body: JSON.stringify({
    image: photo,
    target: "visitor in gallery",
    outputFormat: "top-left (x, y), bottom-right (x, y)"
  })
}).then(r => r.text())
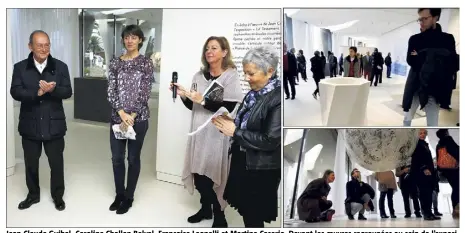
top-left (283, 43), bottom-right (297, 100)
top-left (310, 51), bottom-right (325, 99)
top-left (402, 8), bottom-right (458, 126)
top-left (374, 171), bottom-right (397, 218)
top-left (212, 46), bottom-right (281, 228)
top-left (357, 53), bottom-right (364, 77)
top-left (410, 129), bottom-right (440, 220)
top-left (10, 30), bottom-right (72, 211)
top-left (370, 48), bottom-right (384, 86)
top-left (395, 164), bottom-right (422, 218)
top-left (344, 168), bottom-right (374, 220)
top-left (320, 51), bottom-right (327, 76)
top-left (338, 53), bottom-right (344, 75)
top-left (297, 169), bottom-right (336, 223)
top-left (297, 49), bottom-right (308, 82)
top-left (385, 52), bottom-right (392, 78)
top-left (436, 129), bottom-right (460, 218)
top-left (342, 46), bottom-right (361, 78)
top-left (107, 25), bottom-right (154, 215)
top-left (432, 160), bottom-right (442, 216)
top-left (171, 36), bottom-right (243, 227)
top-left (290, 48), bottom-right (299, 84)
top-left (362, 51), bottom-right (373, 80)
top-left (328, 52), bottom-right (338, 77)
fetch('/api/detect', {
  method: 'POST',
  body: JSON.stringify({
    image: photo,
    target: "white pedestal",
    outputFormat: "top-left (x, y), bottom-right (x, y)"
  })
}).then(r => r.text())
top-left (319, 78), bottom-right (370, 126)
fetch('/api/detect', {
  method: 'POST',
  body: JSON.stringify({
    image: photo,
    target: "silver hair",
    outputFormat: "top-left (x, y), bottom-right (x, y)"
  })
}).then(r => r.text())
top-left (242, 46), bottom-right (279, 75)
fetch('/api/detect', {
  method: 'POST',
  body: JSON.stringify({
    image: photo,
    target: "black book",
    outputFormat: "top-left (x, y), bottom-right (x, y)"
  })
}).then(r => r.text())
top-left (203, 80), bottom-right (224, 102)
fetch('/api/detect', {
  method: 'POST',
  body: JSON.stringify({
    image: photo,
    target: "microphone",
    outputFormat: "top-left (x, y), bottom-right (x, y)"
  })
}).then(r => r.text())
top-left (172, 71), bottom-right (178, 102)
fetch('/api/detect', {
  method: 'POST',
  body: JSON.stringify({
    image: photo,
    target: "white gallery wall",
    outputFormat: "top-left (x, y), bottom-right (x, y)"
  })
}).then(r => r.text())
top-left (156, 8), bottom-right (281, 185)
top-left (291, 19), bottom-right (324, 57)
top-left (283, 129), bottom-right (337, 218)
top-left (7, 11), bottom-right (15, 176)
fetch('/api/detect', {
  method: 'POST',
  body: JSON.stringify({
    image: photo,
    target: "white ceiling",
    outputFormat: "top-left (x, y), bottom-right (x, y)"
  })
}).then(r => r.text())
top-left (287, 9), bottom-right (419, 37)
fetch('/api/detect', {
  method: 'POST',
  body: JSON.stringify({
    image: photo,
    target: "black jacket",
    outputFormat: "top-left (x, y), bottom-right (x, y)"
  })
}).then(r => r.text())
top-left (410, 140), bottom-right (435, 179)
top-left (297, 54), bottom-right (307, 71)
top-left (345, 177), bottom-right (365, 204)
top-left (232, 81), bottom-right (281, 170)
top-left (287, 52), bottom-right (298, 77)
top-left (10, 53), bottom-right (72, 140)
top-left (310, 56), bottom-right (325, 80)
top-left (385, 56), bottom-right (392, 66)
top-left (372, 52), bottom-right (383, 74)
top-left (403, 24), bottom-right (458, 111)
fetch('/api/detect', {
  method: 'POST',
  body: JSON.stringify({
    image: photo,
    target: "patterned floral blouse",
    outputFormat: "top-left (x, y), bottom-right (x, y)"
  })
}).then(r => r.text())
top-left (107, 54), bottom-right (154, 124)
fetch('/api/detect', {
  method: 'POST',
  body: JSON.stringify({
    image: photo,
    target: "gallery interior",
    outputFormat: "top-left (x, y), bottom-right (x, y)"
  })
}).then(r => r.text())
top-left (6, 8), bottom-right (281, 227)
top-left (283, 128), bottom-right (460, 227)
top-left (283, 8), bottom-right (460, 127)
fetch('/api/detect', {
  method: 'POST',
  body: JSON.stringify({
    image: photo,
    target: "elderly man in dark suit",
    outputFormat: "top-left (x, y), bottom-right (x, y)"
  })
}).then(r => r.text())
top-left (10, 30), bottom-right (72, 211)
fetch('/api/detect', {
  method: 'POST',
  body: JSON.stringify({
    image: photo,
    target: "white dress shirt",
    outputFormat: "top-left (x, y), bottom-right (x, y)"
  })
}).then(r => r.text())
top-left (34, 58), bottom-right (47, 74)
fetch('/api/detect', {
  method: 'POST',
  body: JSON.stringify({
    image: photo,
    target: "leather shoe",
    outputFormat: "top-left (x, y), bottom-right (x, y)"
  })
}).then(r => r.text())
top-left (54, 199), bottom-right (66, 211)
top-left (18, 197), bottom-right (40, 210)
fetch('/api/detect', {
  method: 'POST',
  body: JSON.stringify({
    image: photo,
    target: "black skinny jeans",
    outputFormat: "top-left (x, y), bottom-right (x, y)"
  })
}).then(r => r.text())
top-left (110, 120), bottom-right (149, 199)
top-left (442, 169), bottom-right (460, 208)
top-left (194, 174), bottom-right (222, 214)
top-left (379, 188), bottom-right (395, 215)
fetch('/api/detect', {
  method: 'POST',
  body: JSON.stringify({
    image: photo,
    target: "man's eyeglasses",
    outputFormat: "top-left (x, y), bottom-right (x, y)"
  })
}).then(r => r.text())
top-left (417, 16), bottom-right (432, 23)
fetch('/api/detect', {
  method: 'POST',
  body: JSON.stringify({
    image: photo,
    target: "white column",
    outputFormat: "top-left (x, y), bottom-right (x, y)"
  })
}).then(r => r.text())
top-left (7, 9), bottom-right (16, 177)
top-left (331, 130), bottom-right (347, 217)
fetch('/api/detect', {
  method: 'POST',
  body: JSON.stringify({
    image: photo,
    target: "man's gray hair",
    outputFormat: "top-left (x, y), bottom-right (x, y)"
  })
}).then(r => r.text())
top-left (29, 30), bottom-right (50, 44)
top-left (242, 46), bottom-right (279, 75)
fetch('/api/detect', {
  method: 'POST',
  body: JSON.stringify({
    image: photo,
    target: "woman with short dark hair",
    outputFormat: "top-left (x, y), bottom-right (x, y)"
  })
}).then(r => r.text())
top-left (107, 24), bottom-right (154, 214)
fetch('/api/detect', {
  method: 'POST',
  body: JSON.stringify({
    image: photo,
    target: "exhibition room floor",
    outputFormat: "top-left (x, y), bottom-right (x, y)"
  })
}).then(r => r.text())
top-left (283, 75), bottom-right (460, 127)
top-left (284, 214), bottom-right (460, 228)
top-left (7, 99), bottom-right (280, 227)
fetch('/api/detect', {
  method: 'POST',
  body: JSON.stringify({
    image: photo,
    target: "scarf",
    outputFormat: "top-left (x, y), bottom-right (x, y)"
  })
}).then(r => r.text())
top-left (234, 75), bottom-right (280, 130)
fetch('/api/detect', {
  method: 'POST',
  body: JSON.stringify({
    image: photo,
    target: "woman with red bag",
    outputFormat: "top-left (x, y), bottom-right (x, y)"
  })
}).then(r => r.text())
top-left (436, 129), bottom-right (460, 219)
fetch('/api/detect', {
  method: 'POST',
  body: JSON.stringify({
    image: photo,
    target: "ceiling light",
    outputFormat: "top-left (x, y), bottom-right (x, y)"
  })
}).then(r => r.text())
top-left (101, 9), bottom-right (142, 15)
top-left (323, 20), bottom-right (359, 32)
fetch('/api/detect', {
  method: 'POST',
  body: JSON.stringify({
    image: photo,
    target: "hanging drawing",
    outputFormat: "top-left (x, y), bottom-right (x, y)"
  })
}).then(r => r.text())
top-left (343, 129), bottom-right (419, 172)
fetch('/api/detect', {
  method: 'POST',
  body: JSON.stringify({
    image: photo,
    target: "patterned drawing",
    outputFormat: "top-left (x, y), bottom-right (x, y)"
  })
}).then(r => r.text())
top-left (343, 129), bottom-right (419, 171)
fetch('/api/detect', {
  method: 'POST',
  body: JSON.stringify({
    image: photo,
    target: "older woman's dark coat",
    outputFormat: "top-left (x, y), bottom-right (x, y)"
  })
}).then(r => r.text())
top-left (297, 177), bottom-right (331, 220)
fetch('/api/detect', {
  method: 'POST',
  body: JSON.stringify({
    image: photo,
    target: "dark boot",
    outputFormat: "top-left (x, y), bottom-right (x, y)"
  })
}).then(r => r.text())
top-left (109, 194), bottom-right (125, 211)
top-left (212, 211), bottom-right (228, 228)
top-left (187, 205), bottom-right (212, 223)
top-left (116, 198), bottom-right (133, 214)
top-left (434, 209), bottom-right (443, 216)
top-left (18, 196), bottom-right (40, 210)
top-left (358, 214), bottom-right (367, 220)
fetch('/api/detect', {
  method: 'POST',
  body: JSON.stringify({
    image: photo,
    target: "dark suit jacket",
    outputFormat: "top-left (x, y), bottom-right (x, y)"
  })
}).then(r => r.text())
top-left (10, 52), bottom-right (72, 141)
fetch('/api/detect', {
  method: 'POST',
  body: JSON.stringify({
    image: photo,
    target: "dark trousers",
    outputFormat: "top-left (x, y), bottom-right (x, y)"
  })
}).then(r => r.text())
top-left (442, 169), bottom-right (460, 208)
top-left (339, 64), bottom-right (343, 75)
top-left (330, 66), bottom-right (337, 77)
top-left (370, 71), bottom-right (382, 86)
top-left (283, 71), bottom-right (296, 98)
top-left (417, 175), bottom-right (434, 216)
top-left (22, 137), bottom-right (65, 200)
top-left (193, 174), bottom-right (222, 214)
top-left (386, 65), bottom-right (391, 77)
top-left (243, 215), bottom-right (264, 228)
top-left (110, 120), bottom-right (149, 199)
top-left (379, 188), bottom-right (395, 215)
top-left (299, 69), bottom-right (307, 81)
top-left (400, 182), bottom-right (421, 215)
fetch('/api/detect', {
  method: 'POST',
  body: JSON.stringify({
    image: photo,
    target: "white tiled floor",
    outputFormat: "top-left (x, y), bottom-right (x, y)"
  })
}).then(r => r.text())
top-left (284, 75), bottom-right (460, 127)
top-left (284, 214), bottom-right (459, 228)
top-left (7, 100), bottom-right (281, 228)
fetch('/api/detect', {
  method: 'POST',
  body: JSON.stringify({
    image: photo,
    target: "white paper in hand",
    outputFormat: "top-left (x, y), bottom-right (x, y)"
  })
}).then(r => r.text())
top-left (188, 107), bottom-right (231, 136)
top-left (112, 124), bottom-right (137, 140)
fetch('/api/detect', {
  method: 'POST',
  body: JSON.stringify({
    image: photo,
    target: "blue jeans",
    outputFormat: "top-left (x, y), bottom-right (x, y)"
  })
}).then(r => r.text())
top-left (403, 95), bottom-right (439, 126)
top-left (386, 65), bottom-right (391, 77)
top-left (110, 120), bottom-right (149, 199)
